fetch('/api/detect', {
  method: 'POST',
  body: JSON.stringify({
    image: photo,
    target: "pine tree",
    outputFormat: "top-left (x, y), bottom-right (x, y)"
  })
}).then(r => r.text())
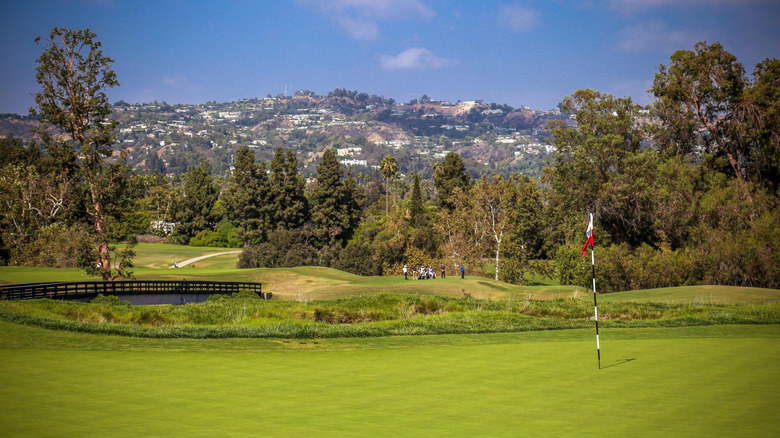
top-left (269, 147), bottom-right (308, 230)
top-left (221, 146), bottom-right (270, 244)
top-left (311, 149), bottom-right (345, 246)
top-left (175, 161), bottom-right (219, 242)
top-left (434, 152), bottom-right (470, 211)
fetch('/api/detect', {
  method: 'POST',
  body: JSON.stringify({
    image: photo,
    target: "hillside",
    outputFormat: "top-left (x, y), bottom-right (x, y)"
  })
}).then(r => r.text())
top-left (1, 91), bottom-right (570, 179)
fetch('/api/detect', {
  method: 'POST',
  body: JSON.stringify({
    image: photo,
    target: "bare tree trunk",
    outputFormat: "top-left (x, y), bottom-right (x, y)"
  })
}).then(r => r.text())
top-left (495, 240), bottom-right (500, 281)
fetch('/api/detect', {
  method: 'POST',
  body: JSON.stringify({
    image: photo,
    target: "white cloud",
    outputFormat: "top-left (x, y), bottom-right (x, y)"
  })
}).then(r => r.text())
top-left (498, 4), bottom-right (541, 33)
top-left (337, 16), bottom-right (380, 40)
top-left (615, 21), bottom-right (703, 52)
top-left (299, 0), bottom-right (435, 40)
top-left (379, 48), bottom-right (452, 70)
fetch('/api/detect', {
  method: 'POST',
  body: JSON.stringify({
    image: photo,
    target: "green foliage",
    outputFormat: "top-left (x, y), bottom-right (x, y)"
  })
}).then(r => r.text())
top-left (311, 149), bottom-right (354, 247)
top-left (190, 221), bottom-right (242, 248)
top-left (237, 228), bottom-right (316, 268)
top-left (207, 293), bottom-right (232, 303)
top-left (545, 89), bottom-right (653, 248)
top-left (379, 155), bottom-right (398, 216)
top-left (220, 146), bottom-right (272, 244)
top-left (409, 172), bottom-right (424, 222)
top-left (232, 289), bottom-right (261, 300)
top-left (30, 27), bottom-right (133, 280)
top-left (500, 175), bottom-right (543, 284)
top-left (651, 42), bottom-right (747, 176)
top-left (433, 152), bottom-right (470, 211)
top-left (174, 161), bottom-right (219, 242)
top-left (270, 148), bottom-right (308, 230)
top-left (555, 244), bottom-right (591, 288)
top-left (332, 241), bottom-right (382, 275)
top-left (91, 294), bottom-right (131, 307)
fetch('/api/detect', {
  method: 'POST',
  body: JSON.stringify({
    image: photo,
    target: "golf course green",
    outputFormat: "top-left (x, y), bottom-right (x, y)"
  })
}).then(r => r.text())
top-left (1, 244), bottom-right (778, 436)
top-left (1, 322), bottom-right (778, 437)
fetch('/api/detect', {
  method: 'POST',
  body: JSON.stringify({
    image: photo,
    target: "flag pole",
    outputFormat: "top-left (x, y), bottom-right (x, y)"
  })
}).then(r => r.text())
top-left (586, 211), bottom-right (600, 370)
top-left (591, 238), bottom-right (600, 369)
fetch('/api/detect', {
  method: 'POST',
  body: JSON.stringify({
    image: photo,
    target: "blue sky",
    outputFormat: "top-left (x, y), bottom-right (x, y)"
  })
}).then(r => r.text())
top-left (2, 0), bottom-right (778, 114)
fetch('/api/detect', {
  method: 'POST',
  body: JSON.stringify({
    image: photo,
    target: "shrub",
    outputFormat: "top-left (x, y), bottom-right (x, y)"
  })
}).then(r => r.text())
top-left (12, 223), bottom-right (94, 268)
top-left (233, 289), bottom-right (261, 300)
top-left (207, 293), bottom-right (232, 303)
top-left (333, 241), bottom-right (381, 275)
top-left (555, 244), bottom-right (591, 288)
top-left (238, 242), bottom-right (277, 268)
top-left (238, 228), bottom-right (317, 269)
top-left (190, 221), bottom-right (242, 248)
top-left (91, 294), bottom-right (132, 307)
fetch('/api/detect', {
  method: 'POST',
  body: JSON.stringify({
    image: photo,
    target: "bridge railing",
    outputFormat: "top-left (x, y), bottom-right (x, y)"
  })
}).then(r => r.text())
top-left (0, 280), bottom-right (267, 301)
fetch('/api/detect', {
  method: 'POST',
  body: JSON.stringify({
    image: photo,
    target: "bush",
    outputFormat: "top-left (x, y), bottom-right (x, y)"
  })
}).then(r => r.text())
top-left (555, 244), bottom-right (591, 288)
top-left (238, 228), bottom-right (318, 269)
top-left (232, 289), bottom-right (261, 300)
top-left (8, 223), bottom-right (92, 268)
top-left (207, 294), bottom-right (232, 303)
top-left (190, 221), bottom-right (242, 248)
top-left (238, 242), bottom-right (277, 268)
top-left (91, 294), bottom-right (132, 307)
top-left (333, 241), bottom-right (381, 275)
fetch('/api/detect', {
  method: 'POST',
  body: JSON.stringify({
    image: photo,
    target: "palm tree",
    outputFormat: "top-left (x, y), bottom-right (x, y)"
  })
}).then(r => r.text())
top-left (380, 155), bottom-right (398, 216)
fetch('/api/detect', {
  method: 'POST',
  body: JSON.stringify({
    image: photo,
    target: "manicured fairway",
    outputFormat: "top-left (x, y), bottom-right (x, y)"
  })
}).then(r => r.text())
top-left (1, 322), bottom-right (778, 437)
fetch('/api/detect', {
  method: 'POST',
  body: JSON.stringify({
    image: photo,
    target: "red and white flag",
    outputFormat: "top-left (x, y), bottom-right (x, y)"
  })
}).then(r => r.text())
top-left (582, 213), bottom-right (594, 256)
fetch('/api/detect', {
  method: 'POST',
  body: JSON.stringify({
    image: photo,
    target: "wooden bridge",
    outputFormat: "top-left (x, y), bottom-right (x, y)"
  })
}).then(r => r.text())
top-left (0, 280), bottom-right (269, 304)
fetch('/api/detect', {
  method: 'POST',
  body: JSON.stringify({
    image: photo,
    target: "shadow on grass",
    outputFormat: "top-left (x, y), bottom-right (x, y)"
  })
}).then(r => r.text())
top-left (601, 358), bottom-right (637, 369)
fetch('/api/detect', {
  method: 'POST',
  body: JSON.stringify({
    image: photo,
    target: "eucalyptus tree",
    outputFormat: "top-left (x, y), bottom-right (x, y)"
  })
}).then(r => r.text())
top-left (544, 89), bottom-right (656, 248)
top-left (30, 27), bottom-right (132, 280)
top-left (651, 41), bottom-right (748, 179)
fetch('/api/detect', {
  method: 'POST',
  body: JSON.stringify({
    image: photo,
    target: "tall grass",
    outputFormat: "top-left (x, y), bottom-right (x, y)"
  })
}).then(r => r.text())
top-left (1, 293), bottom-right (778, 339)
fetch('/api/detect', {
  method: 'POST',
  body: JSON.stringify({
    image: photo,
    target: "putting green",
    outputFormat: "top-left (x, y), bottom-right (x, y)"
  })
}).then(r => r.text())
top-left (1, 323), bottom-right (778, 437)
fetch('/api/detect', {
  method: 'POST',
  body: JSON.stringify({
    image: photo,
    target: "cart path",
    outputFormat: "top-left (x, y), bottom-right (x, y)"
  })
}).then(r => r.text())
top-left (170, 251), bottom-right (242, 268)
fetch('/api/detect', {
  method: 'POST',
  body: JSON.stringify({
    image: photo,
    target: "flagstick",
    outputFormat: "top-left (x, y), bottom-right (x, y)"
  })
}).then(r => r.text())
top-left (591, 243), bottom-right (601, 369)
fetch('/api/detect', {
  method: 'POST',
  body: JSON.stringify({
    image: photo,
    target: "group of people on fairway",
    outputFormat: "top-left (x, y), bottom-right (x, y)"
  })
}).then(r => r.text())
top-left (402, 264), bottom-right (465, 280)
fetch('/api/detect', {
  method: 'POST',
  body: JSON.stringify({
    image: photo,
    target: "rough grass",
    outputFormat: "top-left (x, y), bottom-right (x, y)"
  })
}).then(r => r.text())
top-left (1, 293), bottom-right (778, 339)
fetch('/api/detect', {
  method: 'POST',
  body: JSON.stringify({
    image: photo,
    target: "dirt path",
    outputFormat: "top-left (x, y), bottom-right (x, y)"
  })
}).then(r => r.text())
top-left (170, 251), bottom-right (242, 268)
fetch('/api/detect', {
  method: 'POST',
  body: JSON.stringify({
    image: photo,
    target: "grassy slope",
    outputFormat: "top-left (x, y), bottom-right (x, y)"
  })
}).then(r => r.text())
top-left (1, 321), bottom-right (778, 437)
top-left (0, 241), bottom-right (577, 300)
top-left (2, 243), bottom-right (778, 305)
top-left (598, 285), bottom-right (780, 305)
